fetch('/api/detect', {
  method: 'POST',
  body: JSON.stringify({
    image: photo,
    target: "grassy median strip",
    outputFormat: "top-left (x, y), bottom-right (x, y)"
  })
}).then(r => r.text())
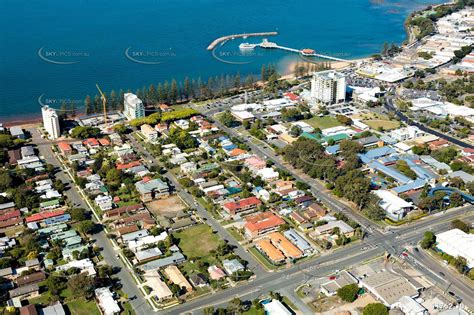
top-left (248, 247), bottom-right (279, 270)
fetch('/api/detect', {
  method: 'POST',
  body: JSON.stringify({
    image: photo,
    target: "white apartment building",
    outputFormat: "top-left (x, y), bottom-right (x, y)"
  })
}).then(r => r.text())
top-left (140, 124), bottom-right (158, 141)
top-left (310, 70), bottom-right (346, 107)
top-left (41, 105), bottom-right (60, 139)
top-left (390, 126), bottom-right (425, 142)
top-left (123, 93), bottom-right (145, 120)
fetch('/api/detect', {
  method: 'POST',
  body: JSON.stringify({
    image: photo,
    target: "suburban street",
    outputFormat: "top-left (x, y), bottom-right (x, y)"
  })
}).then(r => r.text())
top-left (27, 122), bottom-right (474, 315)
top-left (385, 96), bottom-right (474, 149)
top-left (127, 133), bottom-right (266, 276)
top-left (28, 127), bottom-right (155, 314)
top-left (199, 109), bottom-right (382, 233)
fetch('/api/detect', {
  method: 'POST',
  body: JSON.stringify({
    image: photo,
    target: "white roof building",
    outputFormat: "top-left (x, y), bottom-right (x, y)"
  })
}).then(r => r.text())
top-left (391, 126), bottom-right (425, 142)
top-left (436, 229), bottom-right (474, 268)
top-left (42, 105), bottom-right (61, 140)
top-left (374, 190), bottom-right (414, 222)
top-left (310, 70), bottom-right (346, 107)
top-left (144, 270), bottom-right (173, 301)
top-left (231, 110), bottom-right (255, 122)
top-left (56, 258), bottom-right (96, 276)
top-left (290, 121), bottom-right (314, 133)
top-left (95, 195), bottom-right (113, 211)
top-left (393, 296), bottom-right (427, 315)
top-left (95, 287), bottom-right (121, 315)
top-left (263, 299), bottom-right (292, 315)
top-left (256, 168), bottom-right (279, 181)
top-left (123, 93), bottom-right (145, 120)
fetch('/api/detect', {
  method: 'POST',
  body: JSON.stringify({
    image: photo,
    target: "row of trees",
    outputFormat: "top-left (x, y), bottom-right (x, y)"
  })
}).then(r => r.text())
top-left (283, 138), bottom-right (386, 220)
top-left (80, 65), bottom-right (281, 116)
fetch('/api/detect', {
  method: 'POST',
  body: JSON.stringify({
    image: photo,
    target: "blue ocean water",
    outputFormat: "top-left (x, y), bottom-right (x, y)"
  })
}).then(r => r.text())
top-left (0, 0), bottom-right (443, 119)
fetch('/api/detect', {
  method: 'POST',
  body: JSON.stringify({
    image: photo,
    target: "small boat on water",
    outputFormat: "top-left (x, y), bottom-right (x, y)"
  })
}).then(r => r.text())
top-left (239, 43), bottom-right (256, 50)
top-left (300, 48), bottom-right (316, 56)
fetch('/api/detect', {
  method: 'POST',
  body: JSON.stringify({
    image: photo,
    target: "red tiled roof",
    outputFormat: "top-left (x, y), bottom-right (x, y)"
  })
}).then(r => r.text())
top-left (98, 138), bottom-right (110, 146)
top-left (26, 210), bottom-right (65, 223)
top-left (0, 210), bottom-right (21, 222)
top-left (229, 148), bottom-right (247, 157)
top-left (245, 212), bottom-right (285, 233)
top-left (117, 224), bottom-right (139, 235)
top-left (57, 142), bottom-right (72, 152)
top-left (83, 138), bottom-right (100, 147)
top-left (223, 196), bottom-right (261, 212)
top-left (284, 92), bottom-right (299, 101)
top-left (116, 160), bottom-right (141, 170)
top-left (0, 217), bottom-right (23, 228)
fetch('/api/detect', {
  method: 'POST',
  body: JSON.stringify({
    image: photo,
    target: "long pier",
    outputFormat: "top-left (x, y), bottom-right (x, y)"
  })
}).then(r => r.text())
top-left (207, 32), bottom-right (278, 50)
top-left (258, 39), bottom-right (349, 62)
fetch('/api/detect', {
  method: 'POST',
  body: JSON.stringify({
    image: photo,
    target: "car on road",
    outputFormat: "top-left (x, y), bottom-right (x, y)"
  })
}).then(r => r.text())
top-left (439, 272), bottom-right (445, 277)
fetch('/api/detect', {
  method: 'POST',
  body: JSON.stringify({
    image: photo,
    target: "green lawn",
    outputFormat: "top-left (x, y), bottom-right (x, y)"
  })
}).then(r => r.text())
top-left (304, 116), bottom-right (341, 130)
top-left (173, 224), bottom-right (221, 258)
top-left (121, 301), bottom-right (136, 315)
top-left (66, 299), bottom-right (100, 315)
top-left (227, 226), bottom-right (244, 242)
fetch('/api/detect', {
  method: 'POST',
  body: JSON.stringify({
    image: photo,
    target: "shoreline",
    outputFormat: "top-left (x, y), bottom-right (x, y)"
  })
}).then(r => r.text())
top-left (0, 1), bottom-right (445, 126)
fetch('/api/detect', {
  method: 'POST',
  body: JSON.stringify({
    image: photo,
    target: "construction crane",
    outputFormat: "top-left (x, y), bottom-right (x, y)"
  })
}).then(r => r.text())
top-left (96, 83), bottom-right (108, 127)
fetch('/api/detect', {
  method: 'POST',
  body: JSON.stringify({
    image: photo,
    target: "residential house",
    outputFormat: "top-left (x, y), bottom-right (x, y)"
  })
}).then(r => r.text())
top-left (244, 212), bottom-right (285, 238)
top-left (135, 178), bottom-right (169, 202)
top-left (164, 265), bottom-right (193, 292)
top-left (222, 196), bottom-right (262, 216)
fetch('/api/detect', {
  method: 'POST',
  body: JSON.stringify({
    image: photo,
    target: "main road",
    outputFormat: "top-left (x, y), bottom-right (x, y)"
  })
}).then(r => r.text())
top-left (196, 106), bottom-right (381, 234)
top-left (162, 207), bottom-right (474, 314)
top-left (385, 96), bottom-right (474, 149)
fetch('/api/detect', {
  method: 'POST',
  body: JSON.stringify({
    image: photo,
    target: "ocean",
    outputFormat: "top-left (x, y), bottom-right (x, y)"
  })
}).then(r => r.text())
top-left (0, 0), bottom-right (444, 120)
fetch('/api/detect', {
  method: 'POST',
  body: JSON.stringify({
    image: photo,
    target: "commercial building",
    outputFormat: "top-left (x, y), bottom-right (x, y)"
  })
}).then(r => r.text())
top-left (123, 93), bottom-right (145, 120)
top-left (310, 70), bottom-right (346, 106)
top-left (359, 271), bottom-right (419, 307)
top-left (41, 105), bottom-right (60, 139)
top-left (436, 229), bottom-right (474, 268)
top-left (374, 190), bottom-right (415, 221)
top-left (392, 296), bottom-right (427, 315)
top-left (320, 270), bottom-right (358, 296)
top-left (263, 299), bottom-right (292, 315)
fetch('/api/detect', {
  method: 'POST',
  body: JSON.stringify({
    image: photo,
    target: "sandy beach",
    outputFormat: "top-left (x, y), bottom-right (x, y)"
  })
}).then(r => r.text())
top-left (281, 57), bottom-right (372, 81)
